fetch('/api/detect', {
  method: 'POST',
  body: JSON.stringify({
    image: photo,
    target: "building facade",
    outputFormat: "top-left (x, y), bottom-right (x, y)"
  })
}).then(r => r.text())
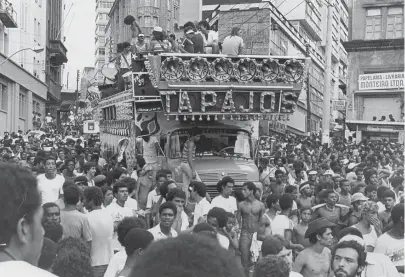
top-left (0, 0), bottom-right (48, 133)
top-left (95, 0), bottom-right (114, 83)
top-left (105, 0), bottom-right (179, 63)
top-left (45, 0), bottom-right (68, 118)
top-left (203, 0), bottom-right (349, 136)
top-left (344, 0), bottom-right (404, 142)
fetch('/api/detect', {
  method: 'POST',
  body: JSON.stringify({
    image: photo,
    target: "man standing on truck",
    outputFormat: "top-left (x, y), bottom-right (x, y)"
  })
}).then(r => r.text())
top-left (237, 182), bottom-right (265, 276)
top-left (178, 127), bottom-right (202, 192)
top-left (139, 130), bottom-right (160, 182)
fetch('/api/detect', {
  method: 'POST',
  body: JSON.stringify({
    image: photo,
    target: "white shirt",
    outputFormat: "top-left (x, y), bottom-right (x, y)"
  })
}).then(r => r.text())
top-left (374, 232), bottom-right (404, 267)
top-left (112, 197), bottom-right (138, 211)
top-left (87, 209), bottom-right (114, 266)
top-left (148, 224), bottom-right (178, 241)
top-left (103, 250), bottom-right (127, 277)
top-left (193, 197), bottom-right (213, 226)
top-left (37, 173), bottom-right (65, 204)
top-left (0, 261), bottom-right (57, 277)
top-left (146, 189), bottom-right (165, 209)
top-left (211, 195), bottom-right (237, 214)
top-left (142, 136), bottom-right (158, 164)
top-left (361, 252), bottom-right (400, 277)
top-left (217, 233), bottom-right (230, 249)
top-left (272, 214), bottom-right (294, 237)
top-left (179, 210), bottom-right (189, 231)
top-left (106, 202), bottom-right (135, 251)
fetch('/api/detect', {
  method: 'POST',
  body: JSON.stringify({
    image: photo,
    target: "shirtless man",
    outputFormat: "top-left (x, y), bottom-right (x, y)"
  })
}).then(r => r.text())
top-left (293, 218), bottom-right (336, 277)
top-left (135, 166), bottom-right (154, 210)
top-left (270, 169), bottom-right (287, 197)
top-left (312, 189), bottom-right (352, 225)
top-left (258, 194), bottom-right (279, 241)
top-left (293, 207), bottom-right (312, 248)
top-left (297, 182), bottom-right (314, 210)
top-left (237, 182), bottom-right (265, 276)
top-left (378, 190), bottom-right (396, 232)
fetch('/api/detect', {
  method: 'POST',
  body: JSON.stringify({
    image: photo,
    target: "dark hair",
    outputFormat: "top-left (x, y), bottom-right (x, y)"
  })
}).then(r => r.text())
top-left (279, 194), bottom-right (293, 210)
top-left (112, 167), bottom-right (128, 180)
top-left (129, 234), bottom-right (243, 277)
top-left (198, 20), bottom-right (209, 29)
top-left (38, 238), bottom-right (57, 270)
top-left (377, 186), bottom-right (389, 199)
top-left (285, 185), bottom-right (297, 194)
top-left (339, 179), bottom-right (349, 187)
top-left (83, 186), bottom-right (103, 207)
top-left (217, 176), bottom-right (235, 192)
top-left (122, 41), bottom-right (131, 48)
top-left (207, 207), bottom-right (228, 228)
top-left (166, 188), bottom-right (186, 202)
top-left (190, 127), bottom-right (203, 136)
top-left (43, 220), bottom-right (63, 243)
top-left (53, 249), bottom-right (93, 277)
top-left (100, 185), bottom-right (112, 198)
top-left (63, 185), bottom-right (80, 205)
top-left (0, 164), bottom-right (41, 245)
top-left (190, 181), bottom-right (207, 197)
top-left (382, 190), bottom-right (396, 200)
top-left (159, 201), bottom-right (177, 217)
top-left (364, 185), bottom-right (377, 195)
top-left (43, 202), bottom-right (60, 212)
top-left (117, 217), bottom-right (147, 246)
top-left (274, 169), bottom-right (284, 176)
top-left (57, 237), bottom-right (90, 256)
top-left (169, 34), bottom-right (176, 39)
top-left (160, 180), bottom-right (177, 199)
top-left (44, 155), bottom-right (56, 163)
top-left (355, 168), bottom-right (364, 175)
top-left (266, 194), bottom-right (279, 209)
top-left (123, 228), bottom-right (154, 256)
top-left (391, 176), bottom-right (404, 188)
top-left (83, 162), bottom-right (96, 174)
top-left (230, 27), bottom-right (241, 37)
top-left (331, 240), bottom-right (367, 269)
top-left (113, 181), bottom-right (128, 195)
top-left (124, 15), bottom-right (136, 25)
top-left (308, 226), bottom-right (331, 244)
top-left (253, 255), bottom-right (289, 277)
top-left (323, 189), bottom-right (337, 199)
top-left (261, 235), bottom-right (286, 257)
top-left (391, 203), bottom-right (404, 224)
top-left (243, 181), bottom-right (257, 195)
top-left (121, 177), bottom-right (137, 194)
top-left (137, 156), bottom-right (146, 169)
top-left (183, 21), bottom-right (196, 31)
top-left (156, 171), bottom-right (167, 181)
top-left (337, 227), bottom-right (363, 241)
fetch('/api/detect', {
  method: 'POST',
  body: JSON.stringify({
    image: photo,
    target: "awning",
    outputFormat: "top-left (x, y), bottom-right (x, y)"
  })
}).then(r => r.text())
top-left (346, 120), bottom-right (404, 132)
top-left (354, 89), bottom-right (403, 95)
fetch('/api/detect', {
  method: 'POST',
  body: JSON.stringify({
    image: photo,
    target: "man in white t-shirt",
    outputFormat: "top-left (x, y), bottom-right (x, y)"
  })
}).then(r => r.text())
top-left (166, 188), bottom-right (189, 232)
top-left (211, 176), bottom-right (238, 214)
top-left (37, 156), bottom-right (65, 204)
top-left (0, 163), bottom-right (57, 276)
top-left (107, 182), bottom-right (136, 251)
top-left (189, 181), bottom-right (213, 226)
top-left (374, 203), bottom-right (404, 274)
top-left (83, 187), bottom-right (114, 277)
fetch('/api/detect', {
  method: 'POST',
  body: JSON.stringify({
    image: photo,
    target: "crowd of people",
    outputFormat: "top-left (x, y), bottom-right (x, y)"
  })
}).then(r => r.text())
top-left (0, 127), bottom-right (403, 277)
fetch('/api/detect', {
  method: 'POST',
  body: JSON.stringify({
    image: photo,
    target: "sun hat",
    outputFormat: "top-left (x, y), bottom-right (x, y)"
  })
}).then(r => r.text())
top-left (351, 192), bottom-right (368, 203)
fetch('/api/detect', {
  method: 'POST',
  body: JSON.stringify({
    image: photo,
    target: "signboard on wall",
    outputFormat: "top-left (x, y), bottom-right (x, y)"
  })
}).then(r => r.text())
top-left (83, 120), bottom-right (100, 134)
top-left (358, 72), bottom-right (404, 90)
top-left (332, 100), bottom-right (346, 111)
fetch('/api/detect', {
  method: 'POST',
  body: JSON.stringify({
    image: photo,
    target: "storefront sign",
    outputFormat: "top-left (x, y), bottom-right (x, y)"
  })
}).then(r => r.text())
top-left (160, 90), bottom-right (298, 114)
top-left (269, 121), bottom-right (287, 134)
top-left (358, 72), bottom-right (404, 90)
top-left (332, 100), bottom-right (346, 111)
top-left (366, 124), bottom-right (404, 132)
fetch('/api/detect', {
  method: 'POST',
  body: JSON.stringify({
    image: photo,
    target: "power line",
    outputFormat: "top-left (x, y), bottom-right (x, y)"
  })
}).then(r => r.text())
top-left (283, 0), bottom-right (305, 17)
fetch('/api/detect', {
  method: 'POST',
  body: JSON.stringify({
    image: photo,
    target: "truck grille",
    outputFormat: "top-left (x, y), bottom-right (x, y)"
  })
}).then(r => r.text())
top-left (198, 172), bottom-right (220, 182)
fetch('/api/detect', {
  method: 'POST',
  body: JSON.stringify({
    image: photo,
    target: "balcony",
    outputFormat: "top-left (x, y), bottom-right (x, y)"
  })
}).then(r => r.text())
top-left (339, 48), bottom-right (348, 66)
top-left (47, 76), bottom-right (62, 101)
top-left (0, 0), bottom-right (17, 28)
top-left (49, 40), bottom-right (68, 66)
top-left (137, 6), bottom-right (159, 16)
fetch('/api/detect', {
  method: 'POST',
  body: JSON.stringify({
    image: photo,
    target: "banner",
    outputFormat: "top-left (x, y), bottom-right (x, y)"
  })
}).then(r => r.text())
top-left (332, 100), bottom-right (346, 111)
top-left (358, 72), bottom-right (404, 90)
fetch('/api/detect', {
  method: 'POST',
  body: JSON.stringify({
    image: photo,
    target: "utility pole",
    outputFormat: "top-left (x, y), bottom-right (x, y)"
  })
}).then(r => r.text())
top-left (322, 0), bottom-right (334, 145)
top-left (305, 43), bottom-right (311, 134)
top-left (75, 69), bottom-right (80, 115)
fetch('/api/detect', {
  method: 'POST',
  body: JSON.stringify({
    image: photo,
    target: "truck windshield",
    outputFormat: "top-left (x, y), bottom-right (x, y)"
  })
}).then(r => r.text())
top-left (168, 128), bottom-right (252, 159)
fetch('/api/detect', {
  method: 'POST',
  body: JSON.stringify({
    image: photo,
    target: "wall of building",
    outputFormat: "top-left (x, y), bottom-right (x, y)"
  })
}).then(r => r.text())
top-left (0, 0), bottom-right (47, 82)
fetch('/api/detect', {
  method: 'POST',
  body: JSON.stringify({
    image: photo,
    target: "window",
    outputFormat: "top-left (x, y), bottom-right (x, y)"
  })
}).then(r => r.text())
top-left (387, 7), bottom-right (403, 39)
top-left (0, 83), bottom-right (8, 111)
top-left (153, 0), bottom-right (159, 8)
top-left (271, 30), bottom-right (288, 56)
top-left (145, 16), bottom-right (152, 27)
top-left (365, 8), bottom-right (381, 40)
top-left (153, 16), bottom-right (158, 27)
top-left (38, 22), bottom-right (41, 44)
top-left (19, 93), bottom-right (26, 118)
top-left (34, 18), bottom-right (37, 42)
top-left (99, 48), bottom-right (105, 55)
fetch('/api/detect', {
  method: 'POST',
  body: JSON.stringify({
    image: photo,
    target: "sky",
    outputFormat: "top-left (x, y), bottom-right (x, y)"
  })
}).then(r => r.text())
top-left (63, 0), bottom-right (95, 90)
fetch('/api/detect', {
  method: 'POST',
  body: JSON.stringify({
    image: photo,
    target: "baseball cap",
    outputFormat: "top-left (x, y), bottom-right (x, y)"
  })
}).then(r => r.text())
top-left (351, 192), bottom-right (368, 203)
top-left (153, 26), bottom-right (163, 32)
top-left (305, 218), bottom-right (336, 238)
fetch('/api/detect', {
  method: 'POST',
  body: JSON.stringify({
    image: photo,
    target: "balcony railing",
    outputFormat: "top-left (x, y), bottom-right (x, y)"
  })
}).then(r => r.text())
top-left (0, 0), bottom-right (17, 28)
top-left (339, 48), bottom-right (348, 65)
top-left (49, 40), bottom-right (68, 66)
